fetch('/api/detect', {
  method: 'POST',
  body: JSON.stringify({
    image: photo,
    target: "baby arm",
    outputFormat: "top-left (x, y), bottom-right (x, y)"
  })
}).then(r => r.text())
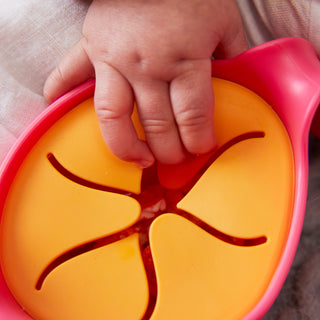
top-left (44, 0), bottom-right (248, 167)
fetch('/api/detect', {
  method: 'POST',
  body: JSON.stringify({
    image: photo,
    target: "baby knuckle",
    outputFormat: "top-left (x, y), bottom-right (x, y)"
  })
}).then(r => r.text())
top-left (95, 105), bottom-right (121, 123)
top-left (176, 108), bottom-right (211, 131)
top-left (142, 118), bottom-right (173, 135)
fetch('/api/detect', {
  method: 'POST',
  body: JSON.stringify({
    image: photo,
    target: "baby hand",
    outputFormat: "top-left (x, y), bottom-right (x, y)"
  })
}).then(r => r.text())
top-left (44, 0), bottom-right (248, 167)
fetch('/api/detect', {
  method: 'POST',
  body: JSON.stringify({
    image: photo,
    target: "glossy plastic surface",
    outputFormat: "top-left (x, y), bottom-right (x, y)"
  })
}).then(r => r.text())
top-left (0, 78), bottom-right (293, 320)
top-left (211, 37), bottom-right (320, 319)
top-left (0, 37), bottom-right (319, 320)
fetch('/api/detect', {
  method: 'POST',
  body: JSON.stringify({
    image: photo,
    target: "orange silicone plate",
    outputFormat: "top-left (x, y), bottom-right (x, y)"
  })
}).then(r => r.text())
top-left (0, 78), bottom-right (294, 320)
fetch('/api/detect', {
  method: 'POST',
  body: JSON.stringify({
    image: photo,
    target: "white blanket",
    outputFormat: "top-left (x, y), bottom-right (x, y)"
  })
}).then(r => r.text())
top-left (0, 0), bottom-right (89, 163)
top-left (0, 1), bottom-right (319, 319)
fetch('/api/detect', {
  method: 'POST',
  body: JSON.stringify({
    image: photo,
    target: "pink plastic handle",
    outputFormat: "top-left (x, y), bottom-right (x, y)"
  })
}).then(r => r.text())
top-left (212, 37), bottom-right (320, 319)
top-left (212, 37), bottom-right (320, 147)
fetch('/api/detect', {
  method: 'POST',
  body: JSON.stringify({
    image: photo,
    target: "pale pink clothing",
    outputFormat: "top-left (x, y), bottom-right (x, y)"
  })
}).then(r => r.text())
top-left (236, 0), bottom-right (320, 55)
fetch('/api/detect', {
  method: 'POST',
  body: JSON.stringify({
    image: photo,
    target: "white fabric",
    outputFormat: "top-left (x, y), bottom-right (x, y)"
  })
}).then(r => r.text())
top-left (0, 0), bottom-right (88, 162)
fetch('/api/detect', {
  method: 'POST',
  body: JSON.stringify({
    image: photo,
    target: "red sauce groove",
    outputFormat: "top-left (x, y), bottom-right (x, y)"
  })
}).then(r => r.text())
top-left (36, 131), bottom-right (267, 319)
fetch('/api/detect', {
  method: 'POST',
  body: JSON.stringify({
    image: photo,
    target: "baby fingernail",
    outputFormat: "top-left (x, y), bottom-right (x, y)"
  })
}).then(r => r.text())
top-left (137, 159), bottom-right (154, 168)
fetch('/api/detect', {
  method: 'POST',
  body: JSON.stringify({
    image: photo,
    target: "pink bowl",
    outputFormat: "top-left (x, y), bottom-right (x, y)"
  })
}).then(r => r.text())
top-left (1, 37), bottom-right (320, 319)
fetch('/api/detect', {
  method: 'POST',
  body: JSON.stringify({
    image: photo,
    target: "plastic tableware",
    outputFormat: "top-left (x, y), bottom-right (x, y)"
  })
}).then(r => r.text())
top-left (211, 37), bottom-right (320, 319)
top-left (0, 37), bottom-right (319, 320)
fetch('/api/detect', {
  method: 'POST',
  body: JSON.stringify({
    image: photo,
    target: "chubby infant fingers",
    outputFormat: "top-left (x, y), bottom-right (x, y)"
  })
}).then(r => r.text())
top-left (94, 62), bottom-right (155, 168)
top-left (170, 66), bottom-right (216, 155)
top-left (95, 63), bottom-right (215, 166)
top-left (44, 40), bottom-right (94, 104)
top-left (134, 80), bottom-right (186, 164)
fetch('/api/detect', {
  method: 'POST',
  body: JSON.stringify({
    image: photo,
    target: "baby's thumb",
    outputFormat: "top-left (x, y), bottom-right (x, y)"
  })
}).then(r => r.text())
top-left (44, 40), bottom-right (94, 104)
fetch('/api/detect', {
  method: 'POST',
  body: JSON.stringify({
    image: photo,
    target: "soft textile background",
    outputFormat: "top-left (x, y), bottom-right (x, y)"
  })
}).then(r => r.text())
top-left (0, 0), bottom-right (90, 163)
top-left (0, 0), bottom-right (319, 319)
